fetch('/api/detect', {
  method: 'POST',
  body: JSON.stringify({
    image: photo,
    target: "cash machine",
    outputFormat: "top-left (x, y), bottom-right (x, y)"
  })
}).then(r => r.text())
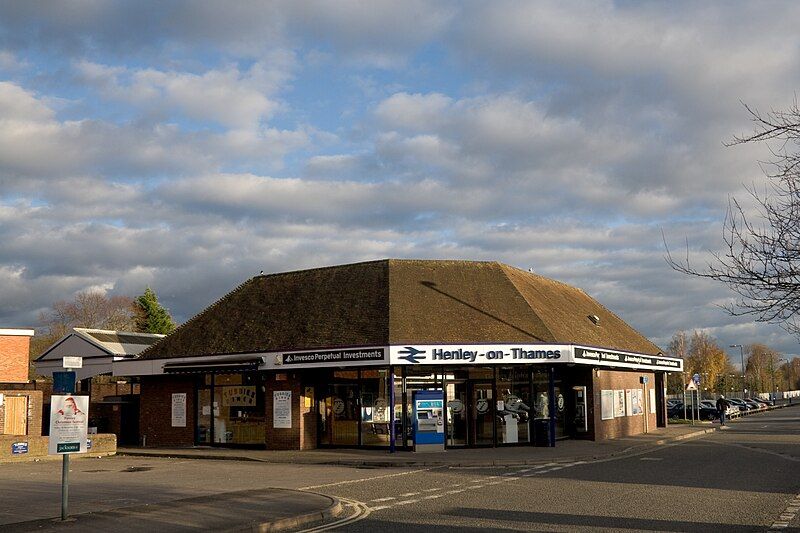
top-left (412, 390), bottom-right (445, 452)
top-left (572, 385), bottom-right (588, 434)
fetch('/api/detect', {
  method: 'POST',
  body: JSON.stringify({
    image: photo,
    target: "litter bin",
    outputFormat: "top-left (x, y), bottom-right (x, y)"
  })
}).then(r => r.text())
top-left (533, 419), bottom-right (550, 447)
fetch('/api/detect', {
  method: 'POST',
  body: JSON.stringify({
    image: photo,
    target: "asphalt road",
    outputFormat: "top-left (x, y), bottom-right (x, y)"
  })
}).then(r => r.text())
top-left (1, 406), bottom-right (797, 532)
top-left (305, 407), bottom-right (800, 532)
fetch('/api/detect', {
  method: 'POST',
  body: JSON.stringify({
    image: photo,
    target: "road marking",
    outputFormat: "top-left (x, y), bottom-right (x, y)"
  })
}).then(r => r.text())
top-left (299, 467), bottom-right (434, 490)
top-left (298, 497), bottom-right (371, 532)
top-left (640, 457), bottom-right (663, 461)
top-left (360, 460), bottom-right (588, 515)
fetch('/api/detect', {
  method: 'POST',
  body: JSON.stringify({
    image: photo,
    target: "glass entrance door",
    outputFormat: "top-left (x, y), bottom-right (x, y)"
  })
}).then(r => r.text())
top-left (197, 388), bottom-right (212, 444)
top-left (470, 381), bottom-right (494, 446)
top-left (446, 381), bottom-right (468, 447)
top-left (321, 383), bottom-right (360, 446)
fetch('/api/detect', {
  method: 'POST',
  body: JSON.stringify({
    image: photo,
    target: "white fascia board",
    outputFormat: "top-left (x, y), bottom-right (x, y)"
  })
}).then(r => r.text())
top-left (0, 328), bottom-right (35, 336)
top-left (35, 356), bottom-right (114, 379)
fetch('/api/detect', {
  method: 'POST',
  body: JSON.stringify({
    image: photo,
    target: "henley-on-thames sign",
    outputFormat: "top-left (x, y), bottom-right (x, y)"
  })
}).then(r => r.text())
top-left (389, 345), bottom-right (566, 365)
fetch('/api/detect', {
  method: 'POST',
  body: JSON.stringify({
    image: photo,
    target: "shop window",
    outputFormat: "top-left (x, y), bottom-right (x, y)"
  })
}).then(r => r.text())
top-left (196, 372), bottom-right (265, 446)
top-left (361, 369), bottom-right (391, 446)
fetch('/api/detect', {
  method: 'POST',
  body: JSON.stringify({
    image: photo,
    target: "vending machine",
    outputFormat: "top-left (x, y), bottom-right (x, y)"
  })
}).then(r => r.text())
top-left (572, 386), bottom-right (588, 434)
top-left (412, 390), bottom-right (445, 452)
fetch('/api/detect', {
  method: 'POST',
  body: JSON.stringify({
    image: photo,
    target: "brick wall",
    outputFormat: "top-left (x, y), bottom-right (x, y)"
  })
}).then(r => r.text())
top-left (593, 370), bottom-right (657, 440)
top-left (0, 390), bottom-right (43, 436)
top-left (0, 433), bottom-right (116, 463)
top-left (0, 334), bottom-right (31, 383)
top-left (264, 375), bottom-right (303, 450)
top-left (139, 375), bottom-right (196, 447)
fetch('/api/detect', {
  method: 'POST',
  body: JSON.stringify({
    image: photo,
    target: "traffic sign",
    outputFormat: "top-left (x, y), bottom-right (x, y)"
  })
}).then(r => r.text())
top-left (692, 373), bottom-right (701, 384)
top-left (686, 380), bottom-right (697, 391)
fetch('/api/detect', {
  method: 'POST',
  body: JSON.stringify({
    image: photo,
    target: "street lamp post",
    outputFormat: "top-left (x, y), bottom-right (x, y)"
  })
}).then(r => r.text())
top-left (730, 344), bottom-right (745, 398)
top-left (773, 358), bottom-right (788, 401)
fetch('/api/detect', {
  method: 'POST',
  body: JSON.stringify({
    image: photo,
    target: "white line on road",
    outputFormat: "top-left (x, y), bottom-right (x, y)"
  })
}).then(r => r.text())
top-left (299, 467), bottom-right (435, 490)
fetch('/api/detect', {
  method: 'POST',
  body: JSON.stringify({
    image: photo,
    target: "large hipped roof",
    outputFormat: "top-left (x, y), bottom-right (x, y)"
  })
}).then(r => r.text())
top-left (138, 259), bottom-right (661, 360)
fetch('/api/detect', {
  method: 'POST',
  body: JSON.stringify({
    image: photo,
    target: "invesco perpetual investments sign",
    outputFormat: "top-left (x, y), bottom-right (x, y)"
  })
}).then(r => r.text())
top-left (390, 345), bottom-right (566, 365)
top-left (281, 348), bottom-right (385, 365)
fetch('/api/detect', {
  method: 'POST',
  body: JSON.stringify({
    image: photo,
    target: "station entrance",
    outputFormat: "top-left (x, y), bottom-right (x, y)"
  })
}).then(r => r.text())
top-left (311, 365), bottom-right (584, 450)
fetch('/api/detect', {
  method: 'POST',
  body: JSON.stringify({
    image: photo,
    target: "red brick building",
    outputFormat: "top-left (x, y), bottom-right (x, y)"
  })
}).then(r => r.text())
top-left (116, 260), bottom-right (683, 450)
top-left (0, 328), bottom-right (33, 384)
top-left (0, 328), bottom-right (43, 437)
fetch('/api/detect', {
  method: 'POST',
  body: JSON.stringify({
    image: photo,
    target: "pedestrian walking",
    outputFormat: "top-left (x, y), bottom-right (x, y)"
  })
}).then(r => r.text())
top-left (716, 395), bottom-right (729, 426)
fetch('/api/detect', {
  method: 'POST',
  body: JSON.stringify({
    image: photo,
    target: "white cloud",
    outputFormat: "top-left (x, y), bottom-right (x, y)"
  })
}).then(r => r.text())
top-left (76, 57), bottom-right (294, 130)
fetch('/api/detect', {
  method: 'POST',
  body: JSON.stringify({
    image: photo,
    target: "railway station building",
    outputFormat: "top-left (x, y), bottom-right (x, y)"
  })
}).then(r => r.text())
top-left (114, 259), bottom-right (683, 450)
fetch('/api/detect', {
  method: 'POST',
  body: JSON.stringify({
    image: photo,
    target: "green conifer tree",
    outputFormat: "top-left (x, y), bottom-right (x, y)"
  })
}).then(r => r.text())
top-left (135, 287), bottom-right (176, 334)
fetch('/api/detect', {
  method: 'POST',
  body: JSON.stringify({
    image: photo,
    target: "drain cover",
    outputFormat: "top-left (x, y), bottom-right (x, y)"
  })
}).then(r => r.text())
top-left (122, 466), bottom-right (154, 472)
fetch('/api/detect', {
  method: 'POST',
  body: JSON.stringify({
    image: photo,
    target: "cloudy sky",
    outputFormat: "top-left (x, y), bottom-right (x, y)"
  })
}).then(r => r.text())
top-left (1, 1), bottom-right (799, 360)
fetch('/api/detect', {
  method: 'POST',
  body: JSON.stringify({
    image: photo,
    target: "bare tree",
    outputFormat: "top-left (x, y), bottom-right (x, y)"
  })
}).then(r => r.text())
top-left (666, 101), bottom-right (800, 337)
top-left (33, 291), bottom-right (136, 358)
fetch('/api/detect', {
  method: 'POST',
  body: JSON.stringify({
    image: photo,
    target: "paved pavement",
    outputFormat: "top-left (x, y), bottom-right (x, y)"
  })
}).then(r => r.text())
top-left (117, 423), bottom-right (717, 467)
top-left (0, 422), bottom-right (732, 531)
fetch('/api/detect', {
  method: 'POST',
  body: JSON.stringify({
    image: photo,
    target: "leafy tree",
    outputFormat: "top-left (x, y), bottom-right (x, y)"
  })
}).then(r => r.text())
top-left (666, 101), bottom-right (800, 339)
top-left (134, 287), bottom-right (176, 334)
top-left (745, 344), bottom-right (781, 394)
top-left (665, 330), bottom-right (689, 394)
top-left (685, 331), bottom-right (730, 394)
top-left (782, 358), bottom-right (800, 391)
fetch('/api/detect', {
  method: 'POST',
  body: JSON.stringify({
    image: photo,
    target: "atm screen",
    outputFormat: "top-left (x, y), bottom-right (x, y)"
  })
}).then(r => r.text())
top-left (418, 412), bottom-right (429, 419)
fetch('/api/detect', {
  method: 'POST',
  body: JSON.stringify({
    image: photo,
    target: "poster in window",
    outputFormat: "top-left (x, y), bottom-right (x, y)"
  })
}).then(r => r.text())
top-left (625, 389), bottom-right (633, 416)
top-left (614, 390), bottom-right (625, 417)
top-left (273, 391), bottom-right (292, 429)
top-left (601, 390), bottom-right (614, 420)
top-left (171, 393), bottom-right (186, 427)
top-left (631, 389), bottom-right (643, 415)
top-left (649, 388), bottom-right (656, 414)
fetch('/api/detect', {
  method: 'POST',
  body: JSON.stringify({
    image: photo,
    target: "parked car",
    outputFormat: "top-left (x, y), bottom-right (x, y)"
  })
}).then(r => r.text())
top-left (743, 399), bottom-right (763, 411)
top-left (751, 397), bottom-right (774, 407)
top-left (728, 398), bottom-right (753, 413)
top-left (668, 401), bottom-right (718, 421)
